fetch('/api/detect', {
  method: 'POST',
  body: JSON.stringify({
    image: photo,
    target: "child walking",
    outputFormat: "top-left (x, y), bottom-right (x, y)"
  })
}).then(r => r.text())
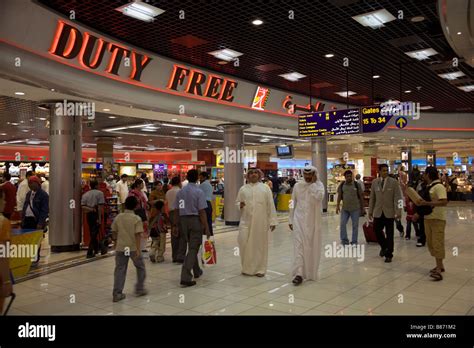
top-left (149, 200), bottom-right (168, 263)
top-left (111, 196), bottom-right (148, 302)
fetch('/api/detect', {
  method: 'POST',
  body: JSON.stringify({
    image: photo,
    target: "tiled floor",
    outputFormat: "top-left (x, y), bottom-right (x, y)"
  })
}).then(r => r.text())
top-left (7, 204), bottom-right (473, 316)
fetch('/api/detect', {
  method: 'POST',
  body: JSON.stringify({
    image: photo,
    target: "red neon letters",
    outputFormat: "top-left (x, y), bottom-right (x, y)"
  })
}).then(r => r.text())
top-left (49, 20), bottom-right (151, 82)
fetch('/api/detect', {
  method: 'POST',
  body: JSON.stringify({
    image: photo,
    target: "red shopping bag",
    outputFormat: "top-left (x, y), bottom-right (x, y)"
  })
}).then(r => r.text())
top-left (202, 238), bottom-right (216, 265)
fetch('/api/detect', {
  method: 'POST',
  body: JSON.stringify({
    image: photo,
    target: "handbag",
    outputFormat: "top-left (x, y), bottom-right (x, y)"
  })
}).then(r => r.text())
top-left (202, 237), bottom-right (217, 265)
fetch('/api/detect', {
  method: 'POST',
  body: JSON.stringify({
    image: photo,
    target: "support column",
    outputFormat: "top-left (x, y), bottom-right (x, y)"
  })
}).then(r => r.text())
top-left (217, 123), bottom-right (250, 225)
top-left (311, 138), bottom-right (328, 212)
top-left (49, 103), bottom-right (83, 252)
top-left (96, 136), bottom-right (114, 178)
top-left (363, 145), bottom-right (378, 178)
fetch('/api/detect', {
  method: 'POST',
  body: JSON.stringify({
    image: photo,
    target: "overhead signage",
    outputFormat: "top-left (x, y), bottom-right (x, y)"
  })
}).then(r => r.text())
top-left (167, 65), bottom-right (238, 102)
top-left (49, 21), bottom-right (151, 82)
top-left (283, 95), bottom-right (325, 114)
top-left (361, 106), bottom-right (392, 133)
top-left (251, 86), bottom-right (270, 110)
top-left (298, 108), bottom-right (361, 137)
top-left (395, 116), bottom-right (408, 129)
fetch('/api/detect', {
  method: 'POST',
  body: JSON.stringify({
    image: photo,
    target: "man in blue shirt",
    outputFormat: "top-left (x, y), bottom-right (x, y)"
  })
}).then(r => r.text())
top-left (173, 169), bottom-right (210, 287)
top-left (199, 172), bottom-right (214, 236)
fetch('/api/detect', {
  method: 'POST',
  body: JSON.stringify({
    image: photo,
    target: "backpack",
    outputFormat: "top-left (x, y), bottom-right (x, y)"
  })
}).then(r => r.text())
top-left (416, 182), bottom-right (444, 216)
top-left (338, 181), bottom-right (361, 200)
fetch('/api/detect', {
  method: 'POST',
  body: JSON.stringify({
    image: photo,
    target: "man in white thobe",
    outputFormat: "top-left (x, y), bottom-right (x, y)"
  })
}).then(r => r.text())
top-left (236, 168), bottom-right (277, 277)
top-left (289, 166), bottom-right (325, 285)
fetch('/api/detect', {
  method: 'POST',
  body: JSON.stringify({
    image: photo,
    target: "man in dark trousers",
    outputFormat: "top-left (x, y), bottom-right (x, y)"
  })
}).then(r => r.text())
top-left (173, 170), bottom-right (210, 287)
top-left (21, 176), bottom-right (49, 265)
top-left (199, 171), bottom-right (214, 236)
top-left (368, 164), bottom-right (402, 263)
top-left (81, 180), bottom-right (105, 258)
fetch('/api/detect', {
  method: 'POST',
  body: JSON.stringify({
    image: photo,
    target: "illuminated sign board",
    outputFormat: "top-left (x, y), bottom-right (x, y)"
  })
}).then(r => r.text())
top-left (49, 21), bottom-right (151, 81)
top-left (361, 106), bottom-right (392, 133)
top-left (167, 65), bottom-right (238, 102)
top-left (298, 108), bottom-right (361, 137)
top-left (251, 86), bottom-right (270, 110)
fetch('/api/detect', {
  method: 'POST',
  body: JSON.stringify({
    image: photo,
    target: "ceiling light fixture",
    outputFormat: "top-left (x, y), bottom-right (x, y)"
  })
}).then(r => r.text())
top-left (103, 108), bottom-right (111, 111)
top-left (14, 92), bottom-right (25, 95)
top-left (279, 72), bottom-right (306, 82)
top-left (352, 9), bottom-right (396, 29)
top-left (405, 48), bottom-right (438, 61)
top-left (404, 90), bottom-right (412, 93)
top-left (161, 123), bottom-right (191, 129)
top-left (108, 116), bottom-right (117, 119)
top-left (334, 91), bottom-right (356, 97)
top-left (324, 53), bottom-right (334, 58)
top-left (372, 75), bottom-right (380, 79)
top-left (458, 85), bottom-right (474, 92)
top-left (420, 106), bottom-right (434, 110)
top-left (411, 16), bottom-right (425, 22)
top-left (115, 1), bottom-right (165, 22)
top-left (208, 48), bottom-right (243, 62)
top-left (252, 19), bottom-right (263, 25)
top-left (438, 71), bottom-right (466, 80)
top-left (171, 118), bottom-right (178, 121)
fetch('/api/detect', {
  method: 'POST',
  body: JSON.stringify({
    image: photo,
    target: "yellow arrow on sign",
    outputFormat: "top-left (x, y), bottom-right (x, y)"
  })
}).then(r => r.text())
top-left (396, 117), bottom-right (407, 128)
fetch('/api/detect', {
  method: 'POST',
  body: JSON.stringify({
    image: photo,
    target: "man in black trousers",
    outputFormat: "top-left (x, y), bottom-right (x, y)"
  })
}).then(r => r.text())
top-left (368, 164), bottom-right (402, 263)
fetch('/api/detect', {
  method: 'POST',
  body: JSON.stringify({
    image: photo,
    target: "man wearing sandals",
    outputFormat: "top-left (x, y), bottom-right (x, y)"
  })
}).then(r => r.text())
top-left (289, 166), bottom-right (325, 285)
top-left (418, 167), bottom-right (448, 281)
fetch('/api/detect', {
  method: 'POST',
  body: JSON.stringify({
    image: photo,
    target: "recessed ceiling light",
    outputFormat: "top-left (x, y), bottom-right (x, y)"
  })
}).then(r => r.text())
top-left (404, 90), bottom-right (412, 93)
top-left (279, 72), bottom-right (306, 82)
top-left (420, 106), bottom-right (434, 110)
top-left (50, 88), bottom-right (56, 92)
top-left (335, 91), bottom-right (356, 97)
top-left (174, 137), bottom-right (179, 139)
top-left (458, 85), bottom-right (474, 92)
top-left (93, 130), bottom-right (99, 133)
top-left (405, 48), bottom-right (438, 61)
top-left (171, 118), bottom-right (178, 121)
top-left (352, 9), bottom-right (396, 29)
top-left (15, 92), bottom-right (25, 95)
top-left (0, 133), bottom-right (6, 136)
top-left (324, 53), bottom-right (334, 58)
top-left (189, 130), bottom-right (205, 136)
top-left (108, 116), bottom-right (117, 119)
top-left (10, 123), bottom-right (18, 126)
top-left (457, 32), bottom-right (462, 35)
top-left (176, 141), bottom-right (180, 144)
top-left (148, 139), bottom-right (153, 142)
top-left (411, 16), bottom-right (425, 22)
top-left (438, 71), bottom-right (466, 80)
top-left (208, 48), bottom-right (243, 62)
top-left (115, 1), bottom-right (165, 22)
top-left (21, 130), bottom-right (29, 132)
top-left (267, 130), bottom-right (271, 133)
top-left (372, 75), bottom-right (380, 79)
top-left (20, 121), bottom-right (24, 123)
top-left (37, 117), bottom-right (47, 121)
top-left (252, 19), bottom-right (263, 25)
top-left (103, 108), bottom-right (111, 111)
top-left (172, 131), bottom-right (178, 133)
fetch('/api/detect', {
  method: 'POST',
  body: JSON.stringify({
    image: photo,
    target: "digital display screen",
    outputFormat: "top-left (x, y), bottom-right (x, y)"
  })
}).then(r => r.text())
top-left (298, 108), bottom-right (361, 137)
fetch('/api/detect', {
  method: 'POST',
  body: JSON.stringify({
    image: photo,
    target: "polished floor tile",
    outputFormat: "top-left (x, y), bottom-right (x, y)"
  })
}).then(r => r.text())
top-left (8, 205), bottom-right (473, 316)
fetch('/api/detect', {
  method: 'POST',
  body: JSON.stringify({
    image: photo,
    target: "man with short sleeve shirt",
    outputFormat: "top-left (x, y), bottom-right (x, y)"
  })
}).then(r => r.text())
top-left (418, 166), bottom-right (448, 281)
top-left (81, 180), bottom-right (105, 258)
top-left (199, 172), bottom-right (214, 236)
top-left (173, 169), bottom-right (210, 287)
top-left (166, 176), bottom-right (185, 263)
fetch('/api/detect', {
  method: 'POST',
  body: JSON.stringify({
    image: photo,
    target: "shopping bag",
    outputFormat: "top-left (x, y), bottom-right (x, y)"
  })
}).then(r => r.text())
top-left (202, 237), bottom-right (216, 265)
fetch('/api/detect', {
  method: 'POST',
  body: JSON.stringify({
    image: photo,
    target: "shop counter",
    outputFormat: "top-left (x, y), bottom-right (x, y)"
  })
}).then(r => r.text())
top-left (9, 228), bottom-right (43, 278)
